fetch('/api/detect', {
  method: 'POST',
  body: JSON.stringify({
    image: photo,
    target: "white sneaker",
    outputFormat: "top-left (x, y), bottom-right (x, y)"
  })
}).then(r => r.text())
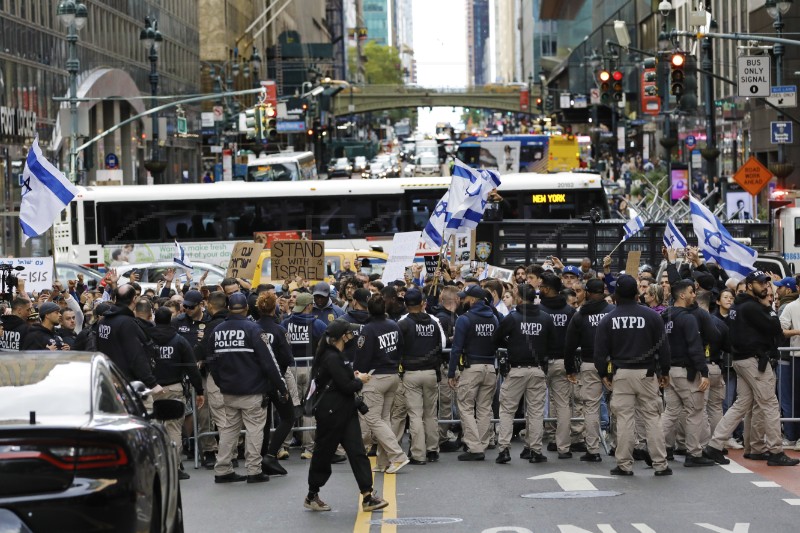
top-left (371, 465), bottom-right (387, 473)
top-left (782, 439), bottom-right (796, 448)
top-left (725, 438), bottom-right (744, 450)
top-left (385, 459), bottom-right (410, 474)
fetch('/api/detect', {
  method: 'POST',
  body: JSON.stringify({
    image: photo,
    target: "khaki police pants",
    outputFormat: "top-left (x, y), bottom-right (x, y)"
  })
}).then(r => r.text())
top-left (546, 360), bottom-right (573, 454)
top-left (662, 367), bottom-right (707, 456)
top-left (205, 374), bottom-right (227, 437)
top-left (710, 357), bottom-right (782, 453)
top-left (284, 366), bottom-right (314, 452)
top-left (438, 363), bottom-right (456, 443)
top-left (195, 373), bottom-right (219, 453)
top-left (456, 364), bottom-right (497, 453)
top-left (403, 370), bottom-right (439, 460)
top-left (285, 368), bottom-right (301, 407)
top-left (578, 362), bottom-right (604, 454)
top-left (214, 394), bottom-right (267, 476)
top-left (360, 373), bottom-right (407, 468)
top-left (157, 383), bottom-right (186, 450)
top-left (700, 363), bottom-right (725, 443)
top-left (609, 369), bottom-right (669, 472)
top-left (390, 379), bottom-right (408, 439)
top-left (498, 366), bottom-right (546, 453)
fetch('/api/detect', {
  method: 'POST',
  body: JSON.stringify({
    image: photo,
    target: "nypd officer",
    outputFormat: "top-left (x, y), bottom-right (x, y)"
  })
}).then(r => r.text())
top-left (209, 293), bottom-right (288, 484)
top-left (594, 275), bottom-right (672, 476)
top-left (703, 271), bottom-right (800, 467)
top-left (448, 285), bottom-right (499, 461)
top-left (661, 280), bottom-right (714, 467)
top-left (396, 287), bottom-right (446, 464)
top-left (494, 284), bottom-right (554, 464)
top-left (564, 278), bottom-right (614, 462)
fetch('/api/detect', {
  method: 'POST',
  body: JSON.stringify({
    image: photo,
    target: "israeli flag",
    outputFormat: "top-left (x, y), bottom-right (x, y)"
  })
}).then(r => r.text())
top-left (460, 169), bottom-right (502, 230)
top-left (421, 191), bottom-right (450, 249)
top-left (444, 159), bottom-right (483, 232)
top-left (19, 136), bottom-right (78, 242)
top-left (662, 220), bottom-right (688, 249)
top-left (173, 240), bottom-right (193, 270)
top-left (621, 215), bottom-right (646, 242)
top-left (690, 196), bottom-right (757, 281)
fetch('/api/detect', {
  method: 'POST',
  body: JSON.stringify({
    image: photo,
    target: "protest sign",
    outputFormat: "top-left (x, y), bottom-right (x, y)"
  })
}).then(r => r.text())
top-left (625, 251), bottom-right (642, 277)
top-left (226, 242), bottom-right (265, 279)
top-left (271, 240), bottom-right (325, 280)
top-left (382, 231), bottom-right (422, 283)
top-left (0, 257), bottom-right (54, 293)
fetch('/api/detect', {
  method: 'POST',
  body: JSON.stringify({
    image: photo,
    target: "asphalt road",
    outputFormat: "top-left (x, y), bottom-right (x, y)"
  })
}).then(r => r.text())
top-left (180, 441), bottom-right (800, 533)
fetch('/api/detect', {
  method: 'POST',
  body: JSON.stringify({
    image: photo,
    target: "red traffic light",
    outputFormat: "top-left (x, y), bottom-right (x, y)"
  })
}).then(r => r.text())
top-left (535, 97), bottom-right (543, 105)
top-left (612, 71), bottom-right (623, 81)
top-left (671, 53), bottom-right (685, 67)
top-left (598, 70), bottom-right (611, 82)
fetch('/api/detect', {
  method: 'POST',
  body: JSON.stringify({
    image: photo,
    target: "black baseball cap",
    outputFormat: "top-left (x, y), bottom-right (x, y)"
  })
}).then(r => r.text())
top-left (745, 270), bottom-right (770, 284)
top-left (458, 285), bottom-right (487, 299)
top-left (228, 292), bottom-right (248, 311)
top-left (615, 274), bottom-right (639, 298)
top-left (352, 288), bottom-right (371, 307)
top-left (585, 279), bottom-right (606, 294)
top-left (404, 288), bottom-right (423, 306)
top-left (325, 318), bottom-right (360, 339)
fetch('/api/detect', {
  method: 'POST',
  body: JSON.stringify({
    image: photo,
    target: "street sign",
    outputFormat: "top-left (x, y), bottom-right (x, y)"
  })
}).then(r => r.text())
top-left (686, 135), bottom-right (696, 148)
top-left (559, 94), bottom-right (571, 109)
top-left (767, 85), bottom-right (797, 108)
top-left (771, 121), bottom-right (793, 144)
top-left (737, 56), bottom-right (770, 97)
top-left (573, 95), bottom-right (587, 108)
top-left (590, 88), bottom-right (600, 105)
top-left (201, 112), bottom-right (214, 128)
top-left (212, 106), bottom-right (224, 122)
top-left (733, 155), bottom-right (773, 195)
top-left (104, 153), bottom-right (118, 169)
top-left (177, 116), bottom-right (187, 135)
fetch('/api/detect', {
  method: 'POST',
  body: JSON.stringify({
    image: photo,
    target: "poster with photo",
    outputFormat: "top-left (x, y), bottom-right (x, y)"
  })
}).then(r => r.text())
top-left (726, 191), bottom-right (754, 221)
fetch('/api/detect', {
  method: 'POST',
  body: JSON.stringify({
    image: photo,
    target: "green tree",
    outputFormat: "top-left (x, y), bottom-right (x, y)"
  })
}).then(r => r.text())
top-left (349, 41), bottom-right (403, 85)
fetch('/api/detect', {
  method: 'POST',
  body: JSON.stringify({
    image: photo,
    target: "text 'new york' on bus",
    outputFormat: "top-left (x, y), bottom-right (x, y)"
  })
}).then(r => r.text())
top-left (456, 134), bottom-right (581, 174)
top-left (54, 172), bottom-right (609, 269)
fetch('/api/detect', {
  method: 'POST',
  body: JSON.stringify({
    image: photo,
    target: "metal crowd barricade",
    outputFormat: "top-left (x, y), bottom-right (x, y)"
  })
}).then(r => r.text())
top-left (189, 349), bottom-right (605, 469)
top-left (776, 347), bottom-right (800, 424)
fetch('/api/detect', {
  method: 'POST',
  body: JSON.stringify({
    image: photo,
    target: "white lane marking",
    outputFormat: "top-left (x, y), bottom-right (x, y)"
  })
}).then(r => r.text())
top-left (751, 481), bottom-right (781, 488)
top-left (783, 498), bottom-right (800, 505)
top-left (718, 460), bottom-right (752, 474)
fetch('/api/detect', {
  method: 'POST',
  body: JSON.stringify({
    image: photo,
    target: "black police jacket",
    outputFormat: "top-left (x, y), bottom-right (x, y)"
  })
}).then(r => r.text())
top-left (199, 310), bottom-right (229, 362)
top-left (708, 313), bottom-right (731, 364)
top-left (21, 324), bottom-right (66, 351)
top-left (563, 299), bottom-right (615, 374)
top-left (397, 312), bottom-right (444, 371)
top-left (448, 300), bottom-right (498, 377)
top-left (55, 327), bottom-right (77, 348)
top-left (98, 305), bottom-right (158, 388)
top-left (257, 316), bottom-right (294, 374)
top-left (730, 293), bottom-right (783, 359)
top-left (208, 314), bottom-right (287, 397)
top-left (594, 300), bottom-right (671, 379)
top-left (354, 316), bottom-right (403, 375)
top-left (430, 305), bottom-right (456, 347)
top-left (341, 309), bottom-right (371, 362)
top-left (172, 310), bottom-right (212, 358)
top-left (281, 313), bottom-right (327, 365)
top-left (663, 306), bottom-right (708, 378)
top-left (311, 345), bottom-right (363, 420)
top-left (494, 303), bottom-right (555, 367)
top-left (686, 303), bottom-right (721, 356)
top-left (0, 315), bottom-right (28, 350)
top-left (538, 294), bottom-right (575, 359)
top-left (149, 324), bottom-right (204, 393)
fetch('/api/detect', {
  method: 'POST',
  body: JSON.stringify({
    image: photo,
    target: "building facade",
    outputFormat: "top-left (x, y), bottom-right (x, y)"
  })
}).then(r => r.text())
top-left (467, 0), bottom-right (490, 86)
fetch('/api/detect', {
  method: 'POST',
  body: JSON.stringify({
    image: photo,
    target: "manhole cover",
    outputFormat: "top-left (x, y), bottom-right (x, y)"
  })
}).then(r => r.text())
top-left (521, 490), bottom-right (622, 499)
top-left (368, 517), bottom-right (464, 526)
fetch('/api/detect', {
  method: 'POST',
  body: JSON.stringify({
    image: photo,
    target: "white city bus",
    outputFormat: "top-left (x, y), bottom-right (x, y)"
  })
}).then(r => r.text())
top-left (54, 172), bottom-right (609, 268)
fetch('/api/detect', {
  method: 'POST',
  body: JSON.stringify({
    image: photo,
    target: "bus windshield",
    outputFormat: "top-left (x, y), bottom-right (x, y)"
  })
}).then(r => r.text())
top-left (247, 163), bottom-right (298, 182)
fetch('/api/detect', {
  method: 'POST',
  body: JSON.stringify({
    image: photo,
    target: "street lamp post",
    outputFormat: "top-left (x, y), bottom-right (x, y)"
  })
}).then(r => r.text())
top-left (250, 47), bottom-right (262, 89)
top-left (701, 14), bottom-right (720, 182)
top-left (658, 2), bottom-right (676, 182)
top-left (766, 0), bottom-right (795, 187)
top-left (56, 0), bottom-right (88, 184)
top-left (140, 16), bottom-right (166, 183)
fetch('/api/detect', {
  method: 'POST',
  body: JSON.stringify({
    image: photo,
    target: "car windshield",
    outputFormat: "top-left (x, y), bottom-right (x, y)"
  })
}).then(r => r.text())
top-left (248, 163), bottom-right (297, 182)
top-left (0, 355), bottom-right (92, 425)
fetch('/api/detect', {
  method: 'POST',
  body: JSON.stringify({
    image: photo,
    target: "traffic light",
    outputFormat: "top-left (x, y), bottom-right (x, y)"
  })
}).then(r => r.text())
top-left (545, 93), bottom-right (554, 113)
top-left (611, 71), bottom-right (624, 102)
top-left (244, 107), bottom-right (261, 139)
top-left (262, 104), bottom-right (278, 141)
top-left (598, 70), bottom-right (611, 105)
top-left (670, 52), bottom-right (686, 101)
top-left (680, 55), bottom-right (698, 112)
top-left (535, 97), bottom-right (543, 112)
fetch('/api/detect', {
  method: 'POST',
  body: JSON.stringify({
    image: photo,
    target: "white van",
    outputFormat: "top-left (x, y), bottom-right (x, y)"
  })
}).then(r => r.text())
top-left (246, 151), bottom-right (318, 181)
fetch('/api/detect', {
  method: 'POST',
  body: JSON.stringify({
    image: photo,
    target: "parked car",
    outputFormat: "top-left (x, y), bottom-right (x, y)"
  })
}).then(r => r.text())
top-left (116, 261), bottom-right (227, 293)
top-left (54, 262), bottom-right (104, 287)
top-left (327, 157), bottom-right (353, 178)
top-left (0, 351), bottom-right (184, 533)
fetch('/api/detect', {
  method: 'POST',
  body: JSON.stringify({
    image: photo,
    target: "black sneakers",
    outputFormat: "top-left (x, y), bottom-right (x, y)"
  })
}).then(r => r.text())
top-left (580, 453), bottom-right (602, 462)
top-left (702, 446), bottom-right (730, 465)
top-left (654, 467), bottom-right (673, 476)
top-left (557, 452), bottom-right (573, 459)
top-left (495, 449), bottom-right (511, 464)
top-left (362, 492), bottom-right (389, 512)
top-left (767, 452), bottom-right (800, 466)
top-left (202, 451), bottom-right (217, 470)
top-left (426, 451), bottom-right (440, 462)
top-left (178, 469), bottom-right (190, 480)
top-left (519, 447), bottom-right (532, 460)
top-left (610, 466), bottom-right (633, 476)
top-left (458, 451), bottom-right (485, 461)
top-left (247, 473), bottom-right (270, 483)
top-left (214, 472), bottom-right (247, 483)
top-left (684, 455), bottom-right (715, 467)
top-left (528, 451), bottom-right (548, 463)
top-left (743, 452), bottom-right (770, 460)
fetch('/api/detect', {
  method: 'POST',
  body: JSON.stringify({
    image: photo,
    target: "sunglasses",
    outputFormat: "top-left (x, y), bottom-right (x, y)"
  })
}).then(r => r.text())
top-left (182, 303), bottom-right (197, 310)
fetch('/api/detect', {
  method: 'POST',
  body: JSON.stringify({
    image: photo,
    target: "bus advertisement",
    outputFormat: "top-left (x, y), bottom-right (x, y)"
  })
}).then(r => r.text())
top-left (456, 134), bottom-right (579, 174)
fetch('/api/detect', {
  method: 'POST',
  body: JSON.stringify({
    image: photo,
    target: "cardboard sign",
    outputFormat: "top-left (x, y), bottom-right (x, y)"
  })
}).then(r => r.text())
top-left (382, 231), bottom-right (422, 284)
top-left (226, 242), bottom-right (264, 279)
top-left (271, 240), bottom-right (325, 280)
top-left (0, 257), bottom-right (54, 293)
top-left (625, 251), bottom-right (641, 277)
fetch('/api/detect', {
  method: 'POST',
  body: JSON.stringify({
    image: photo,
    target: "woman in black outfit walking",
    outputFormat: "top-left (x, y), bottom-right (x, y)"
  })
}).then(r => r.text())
top-left (304, 318), bottom-right (389, 513)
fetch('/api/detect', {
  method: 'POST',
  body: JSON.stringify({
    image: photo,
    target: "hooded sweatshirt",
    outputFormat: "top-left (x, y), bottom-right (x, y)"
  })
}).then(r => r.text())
top-left (538, 294), bottom-right (575, 359)
top-left (21, 324), bottom-right (66, 350)
top-left (281, 313), bottom-right (327, 365)
top-left (341, 308), bottom-right (371, 362)
top-left (148, 324), bottom-right (204, 393)
top-left (0, 315), bottom-right (29, 350)
top-left (494, 302), bottom-right (555, 367)
top-left (397, 312), bottom-right (445, 371)
top-left (663, 306), bottom-right (708, 379)
top-left (448, 300), bottom-right (499, 378)
top-left (98, 305), bottom-right (157, 388)
top-left (563, 298), bottom-right (614, 374)
top-left (730, 292), bottom-right (783, 359)
top-left (354, 315), bottom-right (403, 375)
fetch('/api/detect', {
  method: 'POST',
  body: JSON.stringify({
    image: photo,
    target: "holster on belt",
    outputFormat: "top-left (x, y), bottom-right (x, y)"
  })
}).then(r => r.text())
top-left (687, 367), bottom-right (697, 382)
top-left (497, 350), bottom-right (510, 377)
top-left (458, 354), bottom-right (470, 371)
top-left (757, 352), bottom-right (769, 373)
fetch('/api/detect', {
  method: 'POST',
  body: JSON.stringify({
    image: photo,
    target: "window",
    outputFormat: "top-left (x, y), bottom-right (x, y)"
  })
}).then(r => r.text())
top-left (108, 366), bottom-right (145, 417)
top-left (794, 217), bottom-right (800, 247)
top-left (95, 369), bottom-right (127, 415)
